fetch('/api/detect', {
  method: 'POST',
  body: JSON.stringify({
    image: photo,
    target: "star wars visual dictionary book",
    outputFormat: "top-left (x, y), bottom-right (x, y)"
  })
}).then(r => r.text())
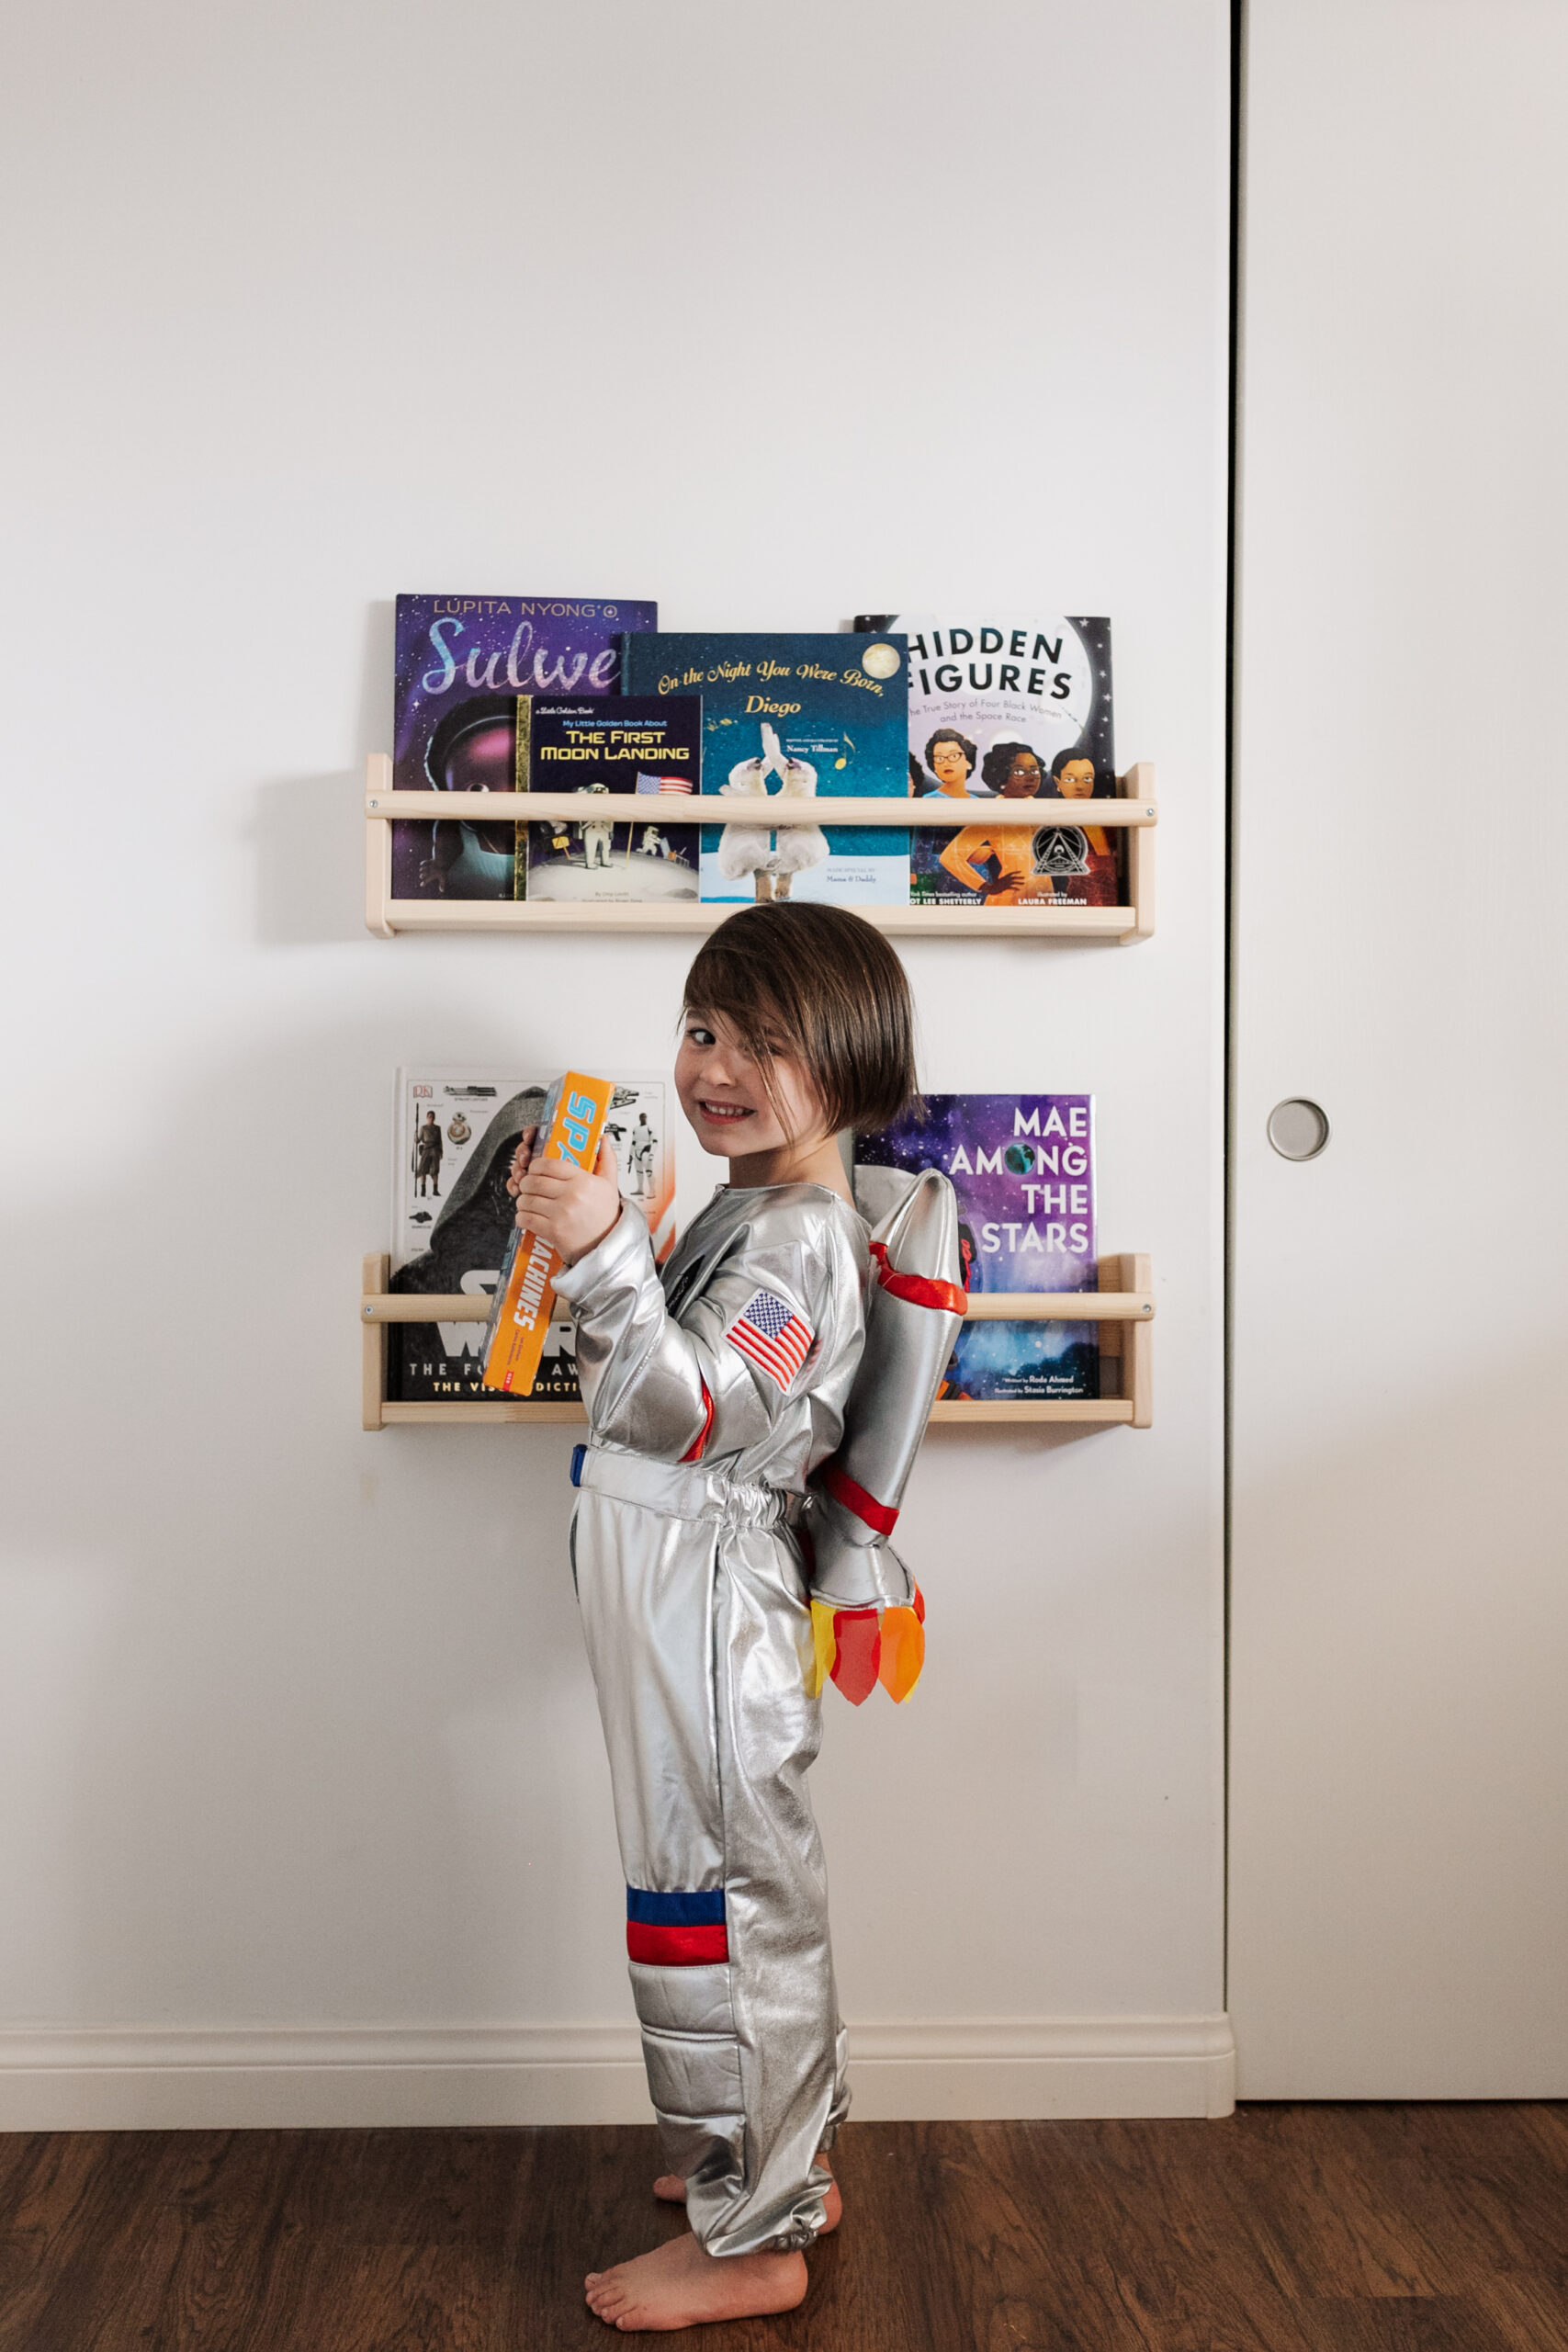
top-left (854, 1093), bottom-right (1098, 1400)
top-left (392, 594), bottom-right (657, 900)
top-left (855, 614), bottom-right (1118, 909)
top-left (617, 631), bottom-right (909, 907)
top-left (522, 695), bottom-right (702, 902)
top-left (389, 1069), bottom-right (673, 1403)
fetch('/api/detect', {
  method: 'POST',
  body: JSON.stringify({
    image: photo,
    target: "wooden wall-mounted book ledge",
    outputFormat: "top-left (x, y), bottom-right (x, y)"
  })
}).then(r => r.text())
top-left (361, 1252), bottom-right (1153, 1431)
top-left (363, 756), bottom-right (1156, 942)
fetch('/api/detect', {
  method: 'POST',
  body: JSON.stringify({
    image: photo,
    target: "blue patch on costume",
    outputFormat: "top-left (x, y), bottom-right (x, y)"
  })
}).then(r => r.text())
top-left (570, 1443), bottom-right (587, 1487)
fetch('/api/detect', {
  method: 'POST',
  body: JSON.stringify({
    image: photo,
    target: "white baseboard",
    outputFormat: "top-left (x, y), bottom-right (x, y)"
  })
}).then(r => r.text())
top-left (0, 2016), bottom-right (1235, 2132)
top-left (850, 2015), bottom-right (1235, 2121)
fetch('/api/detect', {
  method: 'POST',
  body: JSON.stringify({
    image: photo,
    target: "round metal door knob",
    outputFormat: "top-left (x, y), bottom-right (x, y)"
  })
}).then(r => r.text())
top-left (1267, 1099), bottom-right (1330, 1160)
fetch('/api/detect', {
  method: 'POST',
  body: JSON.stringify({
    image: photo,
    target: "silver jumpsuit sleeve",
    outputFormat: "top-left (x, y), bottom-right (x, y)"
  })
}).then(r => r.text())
top-left (552, 1198), bottom-right (863, 1466)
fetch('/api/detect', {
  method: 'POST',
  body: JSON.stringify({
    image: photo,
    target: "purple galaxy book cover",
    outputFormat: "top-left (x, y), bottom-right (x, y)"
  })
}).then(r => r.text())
top-left (392, 594), bottom-right (657, 899)
top-left (855, 1093), bottom-right (1098, 1399)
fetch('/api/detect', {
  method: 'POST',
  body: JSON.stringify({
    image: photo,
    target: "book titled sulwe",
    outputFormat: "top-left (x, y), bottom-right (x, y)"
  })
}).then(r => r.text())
top-left (392, 593), bottom-right (657, 900)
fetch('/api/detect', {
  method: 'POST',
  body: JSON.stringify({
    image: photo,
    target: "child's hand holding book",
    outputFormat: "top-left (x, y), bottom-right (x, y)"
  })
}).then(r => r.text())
top-left (508, 1126), bottom-right (623, 1268)
top-left (483, 1074), bottom-right (622, 1398)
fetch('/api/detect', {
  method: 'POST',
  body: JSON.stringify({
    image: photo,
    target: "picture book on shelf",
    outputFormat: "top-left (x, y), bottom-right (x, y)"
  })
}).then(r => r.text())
top-left (855, 613), bottom-right (1118, 909)
top-left (389, 1069), bottom-right (674, 1405)
top-left (854, 1093), bottom-right (1098, 1400)
top-left (617, 631), bottom-right (910, 907)
top-left (522, 696), bottom-right (702, 902)
top-left (391, 594), bottom-right (657, 901)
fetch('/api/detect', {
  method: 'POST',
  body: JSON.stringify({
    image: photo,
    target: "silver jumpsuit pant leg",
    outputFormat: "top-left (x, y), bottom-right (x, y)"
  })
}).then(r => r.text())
top-left (571, 1473), bottom-right (849, 2256)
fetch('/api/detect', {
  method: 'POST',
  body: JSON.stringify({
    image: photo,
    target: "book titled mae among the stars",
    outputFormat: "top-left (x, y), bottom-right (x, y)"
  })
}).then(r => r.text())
top-left (854, 1094), bottom-right (1099, 1400)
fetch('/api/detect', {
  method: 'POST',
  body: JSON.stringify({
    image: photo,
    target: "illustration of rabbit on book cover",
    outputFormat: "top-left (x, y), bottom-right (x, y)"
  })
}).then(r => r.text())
top-left (618, 630), bottom-right (910, 907)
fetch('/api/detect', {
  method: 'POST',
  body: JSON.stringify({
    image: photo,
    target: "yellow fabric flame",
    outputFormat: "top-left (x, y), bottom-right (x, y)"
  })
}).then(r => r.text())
top-left (808, 1599), bottom-right (838, 1698)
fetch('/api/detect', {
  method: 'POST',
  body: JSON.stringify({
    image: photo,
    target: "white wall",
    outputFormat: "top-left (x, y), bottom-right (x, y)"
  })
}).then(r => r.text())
top-left (0, 0), bottom-right (1232, 2124)
top-left (1229, 0), bottom-right (1568, 2096)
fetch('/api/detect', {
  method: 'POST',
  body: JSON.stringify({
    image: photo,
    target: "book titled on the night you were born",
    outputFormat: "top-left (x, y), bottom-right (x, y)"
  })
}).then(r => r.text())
top-left (617, 631), bottom-right (910, 906)
top-left (391, 594), bottom-right (657, 900)
top-left (855, 1094), bottom-right (1099, 1400)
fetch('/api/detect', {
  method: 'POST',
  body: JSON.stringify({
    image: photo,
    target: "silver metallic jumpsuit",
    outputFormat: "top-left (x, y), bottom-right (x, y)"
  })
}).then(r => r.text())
top-left (553, 1182), bottom-right (868, 2257)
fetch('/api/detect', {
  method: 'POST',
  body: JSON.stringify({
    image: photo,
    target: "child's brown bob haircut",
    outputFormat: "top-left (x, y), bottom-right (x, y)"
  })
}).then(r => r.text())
top-left (682, 902), bottom-right (919, 1136)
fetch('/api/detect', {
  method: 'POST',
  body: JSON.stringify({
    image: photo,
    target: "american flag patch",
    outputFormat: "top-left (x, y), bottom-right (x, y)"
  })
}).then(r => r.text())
top-left (726, 1288), bottom-right (814, 1391)
top-left (636, 772), bottom-right (695, 795)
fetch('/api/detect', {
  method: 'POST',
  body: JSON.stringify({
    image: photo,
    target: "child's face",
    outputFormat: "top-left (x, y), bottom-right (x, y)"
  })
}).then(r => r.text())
top-left (676, 1007), bottom-right (829, 1164)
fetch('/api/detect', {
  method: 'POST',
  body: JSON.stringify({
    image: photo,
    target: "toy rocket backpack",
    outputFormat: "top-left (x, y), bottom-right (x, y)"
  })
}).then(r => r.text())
top-left (805, 1168), bottom-right (966, 1706)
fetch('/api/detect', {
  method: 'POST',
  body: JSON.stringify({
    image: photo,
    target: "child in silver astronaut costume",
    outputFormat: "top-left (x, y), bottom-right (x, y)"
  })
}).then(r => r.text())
top-left (511, 905), bottom-right (962, 2329)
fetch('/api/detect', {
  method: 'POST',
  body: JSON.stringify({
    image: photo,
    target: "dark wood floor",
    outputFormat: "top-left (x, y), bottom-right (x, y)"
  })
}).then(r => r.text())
top-left (2, 2106), bottom-right (1566, 2350)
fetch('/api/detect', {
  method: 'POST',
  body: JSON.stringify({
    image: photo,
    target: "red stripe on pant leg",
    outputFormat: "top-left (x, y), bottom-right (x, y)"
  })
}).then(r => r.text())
top-left (823, 1459), bottom-right (899, 1537)
top-left (626, 1921), bottom-right (729, 1965)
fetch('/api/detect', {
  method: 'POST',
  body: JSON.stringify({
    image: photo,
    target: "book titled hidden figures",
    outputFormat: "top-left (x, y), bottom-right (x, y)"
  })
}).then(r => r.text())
top-left (856, 613), bottom-right (1119, 908)
top-left (391, 594), bottom-right (657, 900)
top-left (855, 1093), bottom-right (1098, 1400)
top-left (617, 631), bottom-right (910, 907)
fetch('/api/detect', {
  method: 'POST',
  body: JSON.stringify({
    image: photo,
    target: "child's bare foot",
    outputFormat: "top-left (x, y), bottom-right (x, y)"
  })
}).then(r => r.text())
top-left (584, 2233), bottom-right (807, 2330)
top-left (653, 2155), bottom-right (840, 2234)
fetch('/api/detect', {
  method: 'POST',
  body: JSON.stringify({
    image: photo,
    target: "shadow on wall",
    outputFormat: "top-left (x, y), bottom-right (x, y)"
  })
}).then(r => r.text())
top-left (250, 771), bottom-right (367, 946)
top-left (251, 600), bottom-right (396, 947)
top-left (0, 1019), bottom-right (623, 2031)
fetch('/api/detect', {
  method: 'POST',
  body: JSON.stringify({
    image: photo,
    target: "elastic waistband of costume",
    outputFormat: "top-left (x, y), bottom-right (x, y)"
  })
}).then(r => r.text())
top-left (574, 1444), bottom-right (792, 1532)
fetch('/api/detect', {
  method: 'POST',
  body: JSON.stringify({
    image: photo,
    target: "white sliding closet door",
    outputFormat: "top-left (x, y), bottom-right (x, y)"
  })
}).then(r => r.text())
top-left (1229, 0), bottom-right (1568, 2095)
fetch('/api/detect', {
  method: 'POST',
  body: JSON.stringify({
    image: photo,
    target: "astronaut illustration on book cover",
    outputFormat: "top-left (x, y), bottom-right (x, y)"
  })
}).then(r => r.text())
top-left (522, 696), bottom-right (702, 902)
top-left (390, 594), bottom-right (657, 900)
